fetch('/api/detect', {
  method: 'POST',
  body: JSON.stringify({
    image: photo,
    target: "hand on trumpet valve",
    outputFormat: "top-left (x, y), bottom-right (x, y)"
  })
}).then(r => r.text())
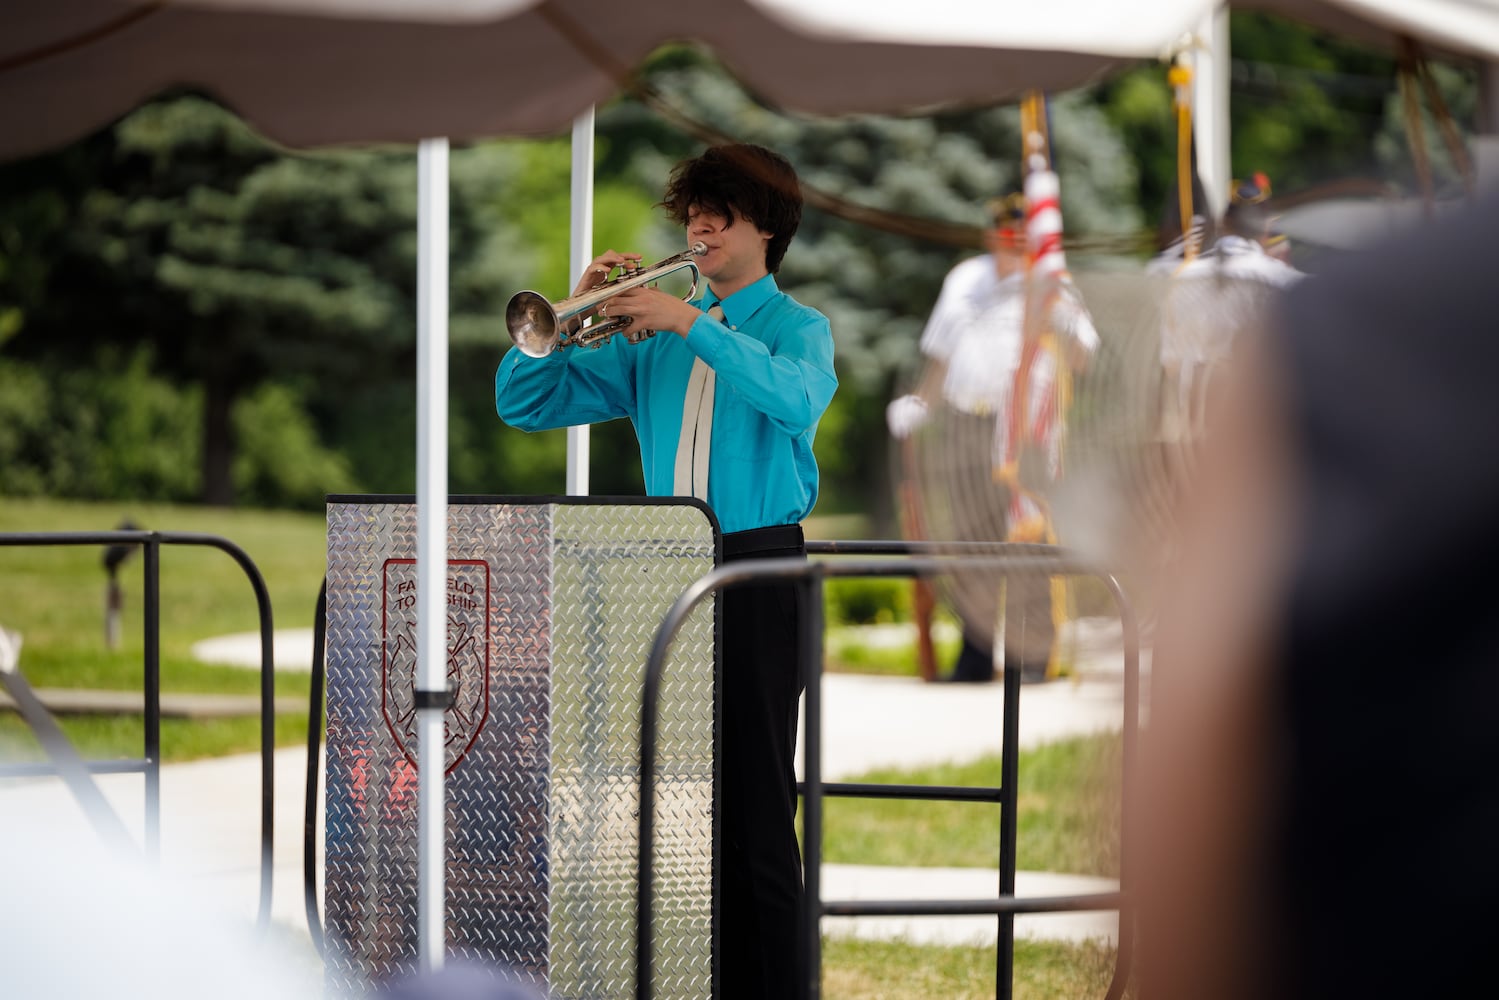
top-left (572, 249), bottom-right (643, 297)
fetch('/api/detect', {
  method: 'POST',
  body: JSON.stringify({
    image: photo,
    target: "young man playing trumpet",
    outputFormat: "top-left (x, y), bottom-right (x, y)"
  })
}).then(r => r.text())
top-left (495, 143), bottom-right (836, 1000)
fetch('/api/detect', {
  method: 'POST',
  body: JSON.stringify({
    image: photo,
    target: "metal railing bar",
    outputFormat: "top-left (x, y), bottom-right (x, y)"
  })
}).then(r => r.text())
top-left (143, 537), bottom-right (161, 861)
top-left (638, 547), bottom-right (1134, 1000)
top-left (304, 579), bottom-right (328, 955)
top-left (805, 539), bottom-right (1057, 557)
top-left (821, 891), bottom-right (1126, 917)
top-left (801, 570), bottom-right (825, 1000)
top-left (806, 538), bottom-right (1141, 1000)
top-left (0, 529), bottom-right (277, 931)
top-left (997, 615), bottom-right (1021, 999)
top-left (0, 661), bottom-right (138, 853)
top-left (1099, 568), bottom-right (1140, 1000)
top-left (800, 781), bottom-right (1004, 803)
top-left (0, 757), bottom-right (152, 778)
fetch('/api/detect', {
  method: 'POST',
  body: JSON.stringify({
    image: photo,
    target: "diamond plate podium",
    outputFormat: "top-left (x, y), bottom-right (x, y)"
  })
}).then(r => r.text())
top-left (323, 496), bottom-right (719, 999)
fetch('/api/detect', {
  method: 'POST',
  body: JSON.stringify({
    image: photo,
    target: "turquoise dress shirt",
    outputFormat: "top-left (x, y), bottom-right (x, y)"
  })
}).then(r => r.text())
top-left (495, 273), bottom-right (837, 534)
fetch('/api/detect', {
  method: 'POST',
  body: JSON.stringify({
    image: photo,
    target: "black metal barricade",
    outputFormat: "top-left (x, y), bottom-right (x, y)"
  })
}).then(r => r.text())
top-left (638, 540), bottom-right (1140, 1000)
top-left (0, 529), bottom-right (278, 929)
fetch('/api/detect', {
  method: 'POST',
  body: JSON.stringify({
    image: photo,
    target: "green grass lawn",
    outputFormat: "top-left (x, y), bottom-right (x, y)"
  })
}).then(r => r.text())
top-left (2, 498), bottom-right (1130, 993)
top-left (0, 496), bottom-right (328, 658)
top-left (814, 734), bottom-right (1127, 995)
top-left (815, 734), bottom-right (1123, 876)
top-left (825, 621), bottom-right (962, 678)
top-left (822, 936), bottom-right (1129, 1000)
top-left (0, 497), bottom-right (943, 758)
top-left (0, 497), bottom-right (326, 762)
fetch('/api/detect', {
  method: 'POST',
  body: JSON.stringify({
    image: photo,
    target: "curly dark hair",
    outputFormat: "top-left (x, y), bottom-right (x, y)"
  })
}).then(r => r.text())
top-left (659, 144), bottom-right (803, 274)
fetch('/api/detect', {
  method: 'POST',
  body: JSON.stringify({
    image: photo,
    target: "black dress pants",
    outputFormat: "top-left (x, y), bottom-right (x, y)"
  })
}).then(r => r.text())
top-left (718, 523), bottom-right (806, 1000)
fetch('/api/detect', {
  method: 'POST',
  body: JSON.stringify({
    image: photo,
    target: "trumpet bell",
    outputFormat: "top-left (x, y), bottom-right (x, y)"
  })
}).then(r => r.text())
top-left (505, 291), bottom-right (561, 358)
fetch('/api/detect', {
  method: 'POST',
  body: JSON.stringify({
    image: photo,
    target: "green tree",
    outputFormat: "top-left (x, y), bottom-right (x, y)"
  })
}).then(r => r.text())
top-left (1229, 11), bottom-right (1410, 192)
top-left (0, 350), bottom-right (199, 500)
top-left (2, 93), bottom-right (526, 506)
top-left (1097, 11), bottom-right (1478, 234)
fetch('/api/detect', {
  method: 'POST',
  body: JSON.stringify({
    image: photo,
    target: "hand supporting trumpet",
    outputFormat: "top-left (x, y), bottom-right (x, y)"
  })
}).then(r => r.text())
top-left (563, 250), bottom-right (641, 334)
top-left (568, 248), bottom-right (704, 339)
top-left (605, 284), bottom-right (705, 339)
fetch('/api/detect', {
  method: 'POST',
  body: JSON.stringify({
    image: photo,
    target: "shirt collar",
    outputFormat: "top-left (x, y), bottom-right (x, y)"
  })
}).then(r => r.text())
top-left (704, 273), bottom-right (779, 328)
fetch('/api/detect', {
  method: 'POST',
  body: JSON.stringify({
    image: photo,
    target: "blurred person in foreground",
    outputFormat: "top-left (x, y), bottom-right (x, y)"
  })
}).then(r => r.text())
top-left (374, 961), bottom-right (547, 1000)
top-left (3, 817), bottom-right (319, 1000)
top-left (888, 192), bottom-right (1098, 683)
top-left (496, 143), bottom-right (836, 1000)
top-left (1138, 190), bottom-right (1499, 999)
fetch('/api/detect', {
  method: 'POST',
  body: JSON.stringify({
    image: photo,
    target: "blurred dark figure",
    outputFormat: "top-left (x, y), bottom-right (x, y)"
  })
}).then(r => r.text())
top-left (946, 629), bottom-right (996, 683)
top-left (1139, 192), bottom-right (1499, 999)
top-left (101, 519), bottom-right (140, 650)
top-left (373, 962), bottom-right (548, 1000)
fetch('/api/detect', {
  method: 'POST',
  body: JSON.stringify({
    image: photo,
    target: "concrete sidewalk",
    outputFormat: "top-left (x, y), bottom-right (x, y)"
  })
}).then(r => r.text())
top-left (3, 632), bottom-right (1144, 953)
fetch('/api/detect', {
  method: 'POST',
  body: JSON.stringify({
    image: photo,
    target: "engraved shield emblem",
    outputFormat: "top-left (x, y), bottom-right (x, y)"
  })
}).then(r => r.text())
top-left (380, 558), bottom-right (490, 773)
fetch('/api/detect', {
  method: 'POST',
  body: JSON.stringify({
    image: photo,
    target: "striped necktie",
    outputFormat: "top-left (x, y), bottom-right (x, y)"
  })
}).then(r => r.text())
top-left (673, 304), bottom-right (722, 501)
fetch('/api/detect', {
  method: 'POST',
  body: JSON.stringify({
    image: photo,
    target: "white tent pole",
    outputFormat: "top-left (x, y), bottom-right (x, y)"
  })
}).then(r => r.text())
top-left (416, 135), bottom-right (449, 974)
top-left (566, 108), bottom-right (596, 497)
top-left (1194, 5), bottom-right (1232, 220)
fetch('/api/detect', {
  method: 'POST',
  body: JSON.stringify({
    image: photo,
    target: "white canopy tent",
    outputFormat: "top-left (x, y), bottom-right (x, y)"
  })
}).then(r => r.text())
top-left (1241, 0), bottom-right (1499, 61)
top-left (5, 0), bottom-right (1499, 978)
top-left (0, 0), bottom-right (1196, 162)
top-left (0, 0), bottom-right (1202, 974)
top-left (10, 2), bottom-right (1495, 163)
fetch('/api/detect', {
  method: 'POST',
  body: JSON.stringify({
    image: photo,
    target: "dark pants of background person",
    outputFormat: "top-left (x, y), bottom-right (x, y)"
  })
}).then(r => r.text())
top-left (947, 573), bottom-right (1054, 684)
top-left (718, 523), bottom-right (807, 1000)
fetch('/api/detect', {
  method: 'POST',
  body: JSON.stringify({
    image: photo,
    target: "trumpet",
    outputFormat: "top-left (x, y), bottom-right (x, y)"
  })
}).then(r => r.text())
top-left (505, 242), bottom-right (708, 358)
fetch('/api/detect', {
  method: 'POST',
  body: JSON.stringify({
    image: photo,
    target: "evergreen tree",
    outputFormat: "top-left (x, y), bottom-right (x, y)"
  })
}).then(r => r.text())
top-left (1, 93), bottom-right (527, 505)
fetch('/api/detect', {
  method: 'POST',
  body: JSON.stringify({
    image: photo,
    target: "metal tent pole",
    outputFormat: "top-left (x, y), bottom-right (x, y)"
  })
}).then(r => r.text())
top-left (416, 135), bottom-right (450, 974)
top-left (567, 108), bottom-right (596, 497)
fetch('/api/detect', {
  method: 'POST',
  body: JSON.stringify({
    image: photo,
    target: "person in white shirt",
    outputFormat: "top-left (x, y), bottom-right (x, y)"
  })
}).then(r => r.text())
top-left (889, 193), bottom-right (1099, 683)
